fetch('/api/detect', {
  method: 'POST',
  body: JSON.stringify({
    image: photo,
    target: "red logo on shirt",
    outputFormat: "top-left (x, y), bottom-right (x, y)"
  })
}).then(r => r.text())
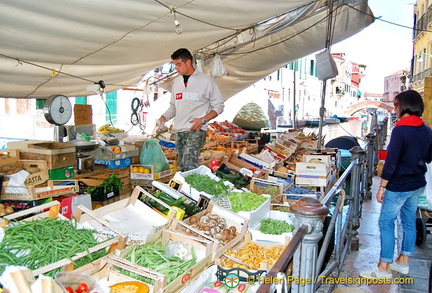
top-left (176, 93), bottom-right (183, 100)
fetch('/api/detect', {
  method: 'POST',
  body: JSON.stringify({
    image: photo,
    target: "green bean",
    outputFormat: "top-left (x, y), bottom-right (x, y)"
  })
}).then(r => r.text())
top-left (119, 240), bottom-right (197, 285)
top-left (0, 217), bottom-right (111, 277)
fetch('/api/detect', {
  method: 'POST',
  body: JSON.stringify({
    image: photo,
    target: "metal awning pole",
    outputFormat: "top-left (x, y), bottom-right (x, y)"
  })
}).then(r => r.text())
top-left (293, 60), bottom-right (298, 129)
top-left (317, 80), bottom-right (327, 152)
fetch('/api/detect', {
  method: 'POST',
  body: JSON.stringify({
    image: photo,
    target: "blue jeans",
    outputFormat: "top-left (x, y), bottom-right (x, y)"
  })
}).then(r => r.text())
top-left (378, 187), bottom-right (424, 263)
top-left (378, 187), bottom-right (425, 263)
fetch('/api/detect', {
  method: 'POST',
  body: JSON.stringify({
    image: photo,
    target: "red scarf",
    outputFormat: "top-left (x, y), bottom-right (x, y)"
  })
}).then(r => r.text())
top-left (396, 115), bottom-right (424, 127)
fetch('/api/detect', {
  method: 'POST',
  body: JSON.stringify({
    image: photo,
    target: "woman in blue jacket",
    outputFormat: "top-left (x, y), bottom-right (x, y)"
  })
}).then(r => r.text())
top-left (360, 90), bottom-right (432, 279)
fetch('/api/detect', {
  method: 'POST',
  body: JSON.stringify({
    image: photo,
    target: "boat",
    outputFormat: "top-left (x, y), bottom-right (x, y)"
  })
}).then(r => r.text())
top-left (276, 116), bottom-right (293, 130)
top-left (325, 117), bottom-right (340, 124)
top-left (307, 118), bottom-right (326, 127)
top-left (295, 119), bottom-right (309, 128)
top-left (333, 115), bottom-right (349, 123)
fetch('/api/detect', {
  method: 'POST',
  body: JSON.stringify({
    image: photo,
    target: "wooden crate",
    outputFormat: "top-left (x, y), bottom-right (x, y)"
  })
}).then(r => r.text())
top-left (75, 165), bottom-right (132, 196)
top-left (19, 142), bottom-right (76, 169)
top-left (249, 178), bottom-right (284, 204)
top-left (130, 162), bottom-right (177, 180)
top-left (220, 155), bottom-right (268, 178)
top-left (76, 186), bottom-right (177, 246)
top-left (243, 139), bottom-right (259, 154)
top-left (1, 179), bottom-right (78, 201)
top-left (169, 202), bottom-right (249, 259)
top-left (118, 229), bottom-right (214, 293)
top-left (72, 254), bottom-right (160, 291)
top-left (0, 149), bottom-right (20, 167)
top-left (214, 233), bottom-right (288, 272)
top-left (3, 201), bottom-right (126, 277)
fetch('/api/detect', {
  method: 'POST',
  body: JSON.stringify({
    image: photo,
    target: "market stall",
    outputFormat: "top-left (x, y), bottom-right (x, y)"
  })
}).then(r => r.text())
top-left (0, 123), bottom-right (342, 292)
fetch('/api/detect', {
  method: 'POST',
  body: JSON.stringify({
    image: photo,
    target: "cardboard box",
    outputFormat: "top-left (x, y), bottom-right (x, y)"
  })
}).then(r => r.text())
top-left (74, 104), bottom-right (93, 125)
top-left (295, 173), bottom-right (331, 187)
top-left (48, 165), bottom-right (75, 180)
top-left (93, 145), bottom-right (139, 161)
top-left (21, 160), bottom-right (49, 186)
top-left (94, 157), bottom-right (131, 169)
top-left (130, 162), bottom-right (176, 180)
top-left (230, 193), bottom-right (271, 229)
top-left (238, 152), bottom-right (272, 169)
top-left (249, 210), bottom-right (295, 244)
top-left (303, 154), bottom-right (333, 165)
top-left (295, 162), bottom-right (330, 177)
top-left (172, 165), bottom-right (233, 201)
top-left (283, 191), bottom-right (320, 204)
top-left (58, 193), bottom-right (92, 219)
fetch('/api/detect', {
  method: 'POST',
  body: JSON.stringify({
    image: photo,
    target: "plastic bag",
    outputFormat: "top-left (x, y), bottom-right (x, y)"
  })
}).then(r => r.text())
top-left (166, 241), bottom-right (193, 261)
top-left (195, 58), bottom-right (205, 73)
top-left (139, 138), bottom-right (170, 172)
top-left (209, 54), bottom-right (227, 78)
top-left (418, 162), bottom-right (432, 211)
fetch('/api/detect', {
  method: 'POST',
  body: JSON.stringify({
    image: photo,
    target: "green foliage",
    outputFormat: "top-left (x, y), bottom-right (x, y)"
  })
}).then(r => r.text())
top-left (185, 173), bottom-right (229, 195)
top-left (225, 192), bottom-right (267, 212)
top-left (86, 174), bottom-right (123, 195)
top-left (259, 218), bottom-right (295, 235)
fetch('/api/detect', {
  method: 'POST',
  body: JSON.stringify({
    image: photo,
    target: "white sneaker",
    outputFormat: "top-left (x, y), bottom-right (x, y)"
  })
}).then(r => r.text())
top-left (390, 261), bottom-right (409, 274)
top-left (359, 266), bottom-right (392, 279)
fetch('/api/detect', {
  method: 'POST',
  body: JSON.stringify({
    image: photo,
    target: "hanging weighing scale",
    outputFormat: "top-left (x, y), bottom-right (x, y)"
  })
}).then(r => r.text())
top-left (43, 94), bottom-right (73, 142)
top-left (43, 94), bottom-right (98, 173)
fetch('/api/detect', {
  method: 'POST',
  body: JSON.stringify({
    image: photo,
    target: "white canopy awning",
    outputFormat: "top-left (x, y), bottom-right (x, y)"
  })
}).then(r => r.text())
top-left (0, 0), bottom-right (374, 99)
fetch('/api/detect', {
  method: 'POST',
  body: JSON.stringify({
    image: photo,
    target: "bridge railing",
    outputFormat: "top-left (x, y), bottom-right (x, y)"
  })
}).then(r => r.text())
top-left (255, 117), bottom-right (389, 293)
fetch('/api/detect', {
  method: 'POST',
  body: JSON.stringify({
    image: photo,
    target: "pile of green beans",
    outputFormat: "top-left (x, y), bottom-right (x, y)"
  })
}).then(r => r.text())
top-left (0, 217), bottom-right (107, 277)
top-left (119, 240), bottom-right (196, 284)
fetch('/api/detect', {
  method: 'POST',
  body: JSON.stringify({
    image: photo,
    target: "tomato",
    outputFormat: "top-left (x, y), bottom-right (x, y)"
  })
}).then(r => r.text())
top-left (213, 281), bottom-right (224, 287)
top-left (65, 287), bottom-right (74, 293)
top-left (237, 283), bottom-right (248, 292)
top-left (75, 282), bottom-right (89, 293)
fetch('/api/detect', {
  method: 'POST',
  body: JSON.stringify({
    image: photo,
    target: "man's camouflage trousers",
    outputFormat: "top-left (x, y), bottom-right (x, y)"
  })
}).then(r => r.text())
top-left (175, 130), bottom-right (206, 172)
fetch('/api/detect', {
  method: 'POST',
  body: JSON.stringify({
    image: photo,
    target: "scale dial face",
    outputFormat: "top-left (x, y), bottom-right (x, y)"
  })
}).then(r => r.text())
top-left (43, 94), bottom-right (72, 125)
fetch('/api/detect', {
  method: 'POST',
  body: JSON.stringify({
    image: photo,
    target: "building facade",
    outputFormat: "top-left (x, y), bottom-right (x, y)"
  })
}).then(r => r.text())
top-left (383, 69), bottom-right (409, 103)
top-left (411, 0), bottom-right (432, 126)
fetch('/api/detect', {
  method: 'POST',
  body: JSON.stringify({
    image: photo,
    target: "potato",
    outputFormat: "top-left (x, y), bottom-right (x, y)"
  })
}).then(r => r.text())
top-left (5, 207), bottom-right (14, 214)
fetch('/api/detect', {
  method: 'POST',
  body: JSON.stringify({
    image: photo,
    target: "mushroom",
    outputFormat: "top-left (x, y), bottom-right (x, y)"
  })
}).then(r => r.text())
top-left (200, 215), bottom-right (209, 224)
top-left (189, 215), bottom-right (198, 225)
top-left (208, 219), bottom-right (217, 227)
top-left (208, 213), bottom-right (220, 220)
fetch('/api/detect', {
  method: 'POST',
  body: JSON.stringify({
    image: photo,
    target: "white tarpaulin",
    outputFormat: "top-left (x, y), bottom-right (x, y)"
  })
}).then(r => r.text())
top-left (0, 0), bottom-right (374, 99)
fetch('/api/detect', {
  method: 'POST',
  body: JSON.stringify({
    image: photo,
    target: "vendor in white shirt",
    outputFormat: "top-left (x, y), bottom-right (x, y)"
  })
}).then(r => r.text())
top-left (159, 48), bottom-right (225, 172)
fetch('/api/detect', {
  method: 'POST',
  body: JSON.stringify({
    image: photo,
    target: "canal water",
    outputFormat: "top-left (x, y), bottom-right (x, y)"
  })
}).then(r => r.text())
top-left (302, 119), bottom-right (367, 148)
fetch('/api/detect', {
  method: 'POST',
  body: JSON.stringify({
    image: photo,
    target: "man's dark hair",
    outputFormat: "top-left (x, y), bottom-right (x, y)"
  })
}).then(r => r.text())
top-left (395, 90), bottom-right (424, 117)
top-left (171, 48), bottom-right (193, 63)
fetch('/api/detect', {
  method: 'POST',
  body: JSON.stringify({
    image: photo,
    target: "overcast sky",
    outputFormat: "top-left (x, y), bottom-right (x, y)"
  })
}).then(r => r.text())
top-left (331, 0), bottom-right (414, 94)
